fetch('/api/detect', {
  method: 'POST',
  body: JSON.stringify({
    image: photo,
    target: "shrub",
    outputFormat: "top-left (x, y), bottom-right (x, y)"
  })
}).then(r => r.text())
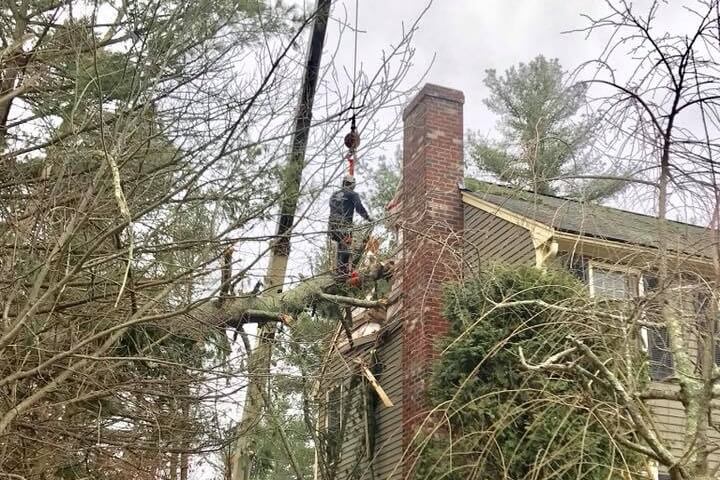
top-left (415, 265), bottom-right (642, 480)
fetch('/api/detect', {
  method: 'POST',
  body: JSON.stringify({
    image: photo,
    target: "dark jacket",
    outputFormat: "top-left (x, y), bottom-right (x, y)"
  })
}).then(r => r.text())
top-left (328, 188), bottom-right (369, 234)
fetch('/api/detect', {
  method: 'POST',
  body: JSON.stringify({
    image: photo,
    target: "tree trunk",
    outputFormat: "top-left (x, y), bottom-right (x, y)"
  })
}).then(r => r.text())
top-left (228, 1), bottom-right (332, 479)
top-left (169, 452), bottom-right (178, 480)
top-left (0, 7), bottom-right (28, 164)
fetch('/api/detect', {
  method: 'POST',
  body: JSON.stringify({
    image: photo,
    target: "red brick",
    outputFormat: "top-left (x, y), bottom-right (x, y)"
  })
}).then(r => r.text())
top-left (400, 84), bottom-right (464, 476)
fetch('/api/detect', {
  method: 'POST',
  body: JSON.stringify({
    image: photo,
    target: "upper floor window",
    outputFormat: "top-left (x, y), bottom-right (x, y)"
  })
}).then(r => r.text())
top-left (579, 258), bottom-right (720, 383)
top-left (642, 275), bottom-right (674, 381)
top-left (324, 384), bottom-right (344, 462)
top-left (646, 322), bottom-right (674, 381)
top-left (693, 290), bottom-right (720, 367)
top-left (586, 262), bottom-right (673, 381)
top-left (588, 265), bottom-right (638, 299)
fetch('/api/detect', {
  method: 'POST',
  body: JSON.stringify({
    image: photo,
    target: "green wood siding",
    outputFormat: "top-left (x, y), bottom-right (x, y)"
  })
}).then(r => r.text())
top-left (371, 327), bottom-right (403, 480)
top-left (320, 324), bottom-right (403, 480)
top-left (463, 203), bottom-right (536, 270)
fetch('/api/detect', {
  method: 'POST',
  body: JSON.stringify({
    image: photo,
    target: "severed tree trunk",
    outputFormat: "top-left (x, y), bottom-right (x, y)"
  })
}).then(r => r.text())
top-left (213, 251), bottom-right (388, 329)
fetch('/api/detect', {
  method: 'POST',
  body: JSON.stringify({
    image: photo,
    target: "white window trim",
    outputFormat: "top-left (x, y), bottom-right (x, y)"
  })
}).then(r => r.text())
top-left (587, 260), bottom-right (643, 300)
top-left (638, 275), bottom-right (649, 351)
top-left (325, 384), bottom-right (344, 432)
top-left (649, 461), bottom-right (658, 480)
top-left (647, 460), bottom-right (673, 480)
top-left (640, 323), bottom-right (650, 352)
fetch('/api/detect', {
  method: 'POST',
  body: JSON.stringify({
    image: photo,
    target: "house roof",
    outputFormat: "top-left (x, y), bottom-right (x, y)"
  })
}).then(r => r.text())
top-left (462, 178), bottom-right (717, 259)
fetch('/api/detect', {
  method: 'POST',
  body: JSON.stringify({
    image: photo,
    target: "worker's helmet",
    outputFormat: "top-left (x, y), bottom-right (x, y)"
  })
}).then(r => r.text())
top-left (342, 175), bottom-right (356, 187)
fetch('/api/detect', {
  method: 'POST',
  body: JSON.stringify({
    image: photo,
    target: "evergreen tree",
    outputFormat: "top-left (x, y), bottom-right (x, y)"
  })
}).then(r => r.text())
top-left (469, 55), bottom-right (624, 200)
top-left (416, 266), bottom-right (643, 480)
top-left (367, 146), bottom-right (401, 215)
top-left (0, 1), bottom-right (296, 478)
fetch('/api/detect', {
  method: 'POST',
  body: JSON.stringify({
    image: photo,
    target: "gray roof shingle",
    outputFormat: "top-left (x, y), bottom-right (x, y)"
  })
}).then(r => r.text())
top-left (462, 178), bottom-right (717, 259)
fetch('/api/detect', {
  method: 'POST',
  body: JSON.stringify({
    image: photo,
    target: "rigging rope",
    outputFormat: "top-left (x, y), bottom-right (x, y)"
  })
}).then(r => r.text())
top-left (352, 0), bottom-right (359, 114)
top-left (344, 0), bottom-right (360, 176)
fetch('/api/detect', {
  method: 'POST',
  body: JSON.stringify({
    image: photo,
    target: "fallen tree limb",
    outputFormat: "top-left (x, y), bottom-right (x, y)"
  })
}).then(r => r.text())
top-left (355, 358), bottom-right (394, 407)
top-left (224, 310), bottom-right (294, 329)
top-left (319, 292), bottom-right (388, 309)
top-left (206, 259), bottom-right (393, 330)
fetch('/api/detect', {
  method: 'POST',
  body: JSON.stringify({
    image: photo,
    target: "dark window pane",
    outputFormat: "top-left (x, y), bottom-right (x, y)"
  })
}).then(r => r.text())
top-left (643, 275), bottom-right (659, 293)
top-left (695, 291), bottom-right (710, 314)
top-left (325, 385), bottom-right (343, 461)
top-left (647, 326), bottom-right (673, 381)
top-left (567, 255), bottom-right (588, 282)
top-left (701, 299), bottom-right (720, 368)
top-left (690, 290), bottom-right (720, 367)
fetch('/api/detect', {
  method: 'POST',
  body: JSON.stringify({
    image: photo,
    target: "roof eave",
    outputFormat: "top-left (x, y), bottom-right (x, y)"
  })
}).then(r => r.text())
top-left (461, 192), bottom-right (715, 273)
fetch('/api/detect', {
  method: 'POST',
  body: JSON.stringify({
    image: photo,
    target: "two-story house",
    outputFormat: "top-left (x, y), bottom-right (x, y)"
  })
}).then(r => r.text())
top-left (315, 84), bottom-right (718, 480)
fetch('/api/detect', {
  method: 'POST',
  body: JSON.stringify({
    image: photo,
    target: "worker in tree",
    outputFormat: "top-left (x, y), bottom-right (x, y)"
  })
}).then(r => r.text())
top-left (328, 175), bottom-right (371, 279)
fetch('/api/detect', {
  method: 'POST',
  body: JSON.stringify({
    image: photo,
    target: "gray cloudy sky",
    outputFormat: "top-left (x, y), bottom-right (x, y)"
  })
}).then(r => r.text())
top-left (331, 0), bottom-right (608, 134)
top-left (273, 0), bottom-right (714, 281)
top-left (308, 0), bottom-right (713, 220)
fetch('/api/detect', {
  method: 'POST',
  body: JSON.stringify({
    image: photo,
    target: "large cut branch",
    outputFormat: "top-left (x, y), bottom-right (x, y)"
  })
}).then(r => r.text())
top-left (207, 260), bottom-right (393, 329)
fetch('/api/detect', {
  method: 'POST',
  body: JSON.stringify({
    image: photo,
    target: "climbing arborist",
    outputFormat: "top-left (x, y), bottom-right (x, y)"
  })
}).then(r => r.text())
top-left (328, 175), bottom-right (371, 279)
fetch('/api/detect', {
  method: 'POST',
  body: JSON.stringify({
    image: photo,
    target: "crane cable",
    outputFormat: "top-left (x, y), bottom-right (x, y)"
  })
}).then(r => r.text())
top-left (343, 0), bottom-right (360, 176)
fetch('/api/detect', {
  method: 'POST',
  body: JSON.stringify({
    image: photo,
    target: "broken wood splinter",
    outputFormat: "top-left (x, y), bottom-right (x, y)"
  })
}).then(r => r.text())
top-left (355, 358), bottom-right (394, 407)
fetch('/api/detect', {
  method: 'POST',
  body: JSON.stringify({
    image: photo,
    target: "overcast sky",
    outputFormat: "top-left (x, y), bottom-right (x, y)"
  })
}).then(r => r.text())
top-left (271, 0), bottom-right (717, 283)
top-left (280, 1), bottom-right (620, 280)
top-left (304, 0), bottom-right (713, 221)
top-left (325, 0), bottom-right (610, 136)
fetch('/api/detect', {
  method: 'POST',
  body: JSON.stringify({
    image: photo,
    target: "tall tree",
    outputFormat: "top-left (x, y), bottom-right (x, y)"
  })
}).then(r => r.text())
top-left (469, 55), bottom-right (623, 200)
top-left (0, 0), bottom-right (425, 477)
top-left (0, 1), bottom-right (314, 478)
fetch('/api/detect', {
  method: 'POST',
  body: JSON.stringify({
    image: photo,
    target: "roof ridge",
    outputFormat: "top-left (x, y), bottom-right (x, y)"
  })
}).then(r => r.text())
top-left (462, 177), bottom-right (711, 232)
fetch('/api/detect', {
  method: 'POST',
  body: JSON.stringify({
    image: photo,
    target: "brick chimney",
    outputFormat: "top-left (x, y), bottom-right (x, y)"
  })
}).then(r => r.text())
top-left (400, 84), bottom-right (465, 459)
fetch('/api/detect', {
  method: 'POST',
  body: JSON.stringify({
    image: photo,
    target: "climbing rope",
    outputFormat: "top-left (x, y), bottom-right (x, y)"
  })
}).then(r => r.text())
top-left (343, 0), bottom-right (360, 176)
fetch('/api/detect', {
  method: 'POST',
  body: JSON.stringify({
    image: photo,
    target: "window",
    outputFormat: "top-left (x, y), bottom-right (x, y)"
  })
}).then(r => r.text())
top-left (588, 262), bottom-right (639, 300)
top-left (587, 262), bottom-right (674, 381)
top-left (325, 385), bottom-right (343, 461)
top-left (695, 291), bottom-right (713, 361)
top-left (643, 275), bottom-right (674, 381)
top-left (566, 254), bottom-right (588, 282)
top-left (657, 473), bottom-right (671, 480)
top-left (691, 289), bottom-right (720, 367)
top-left (647, 325), bottom-right (673, 380)
top-left (590, 267), bottom-right (636, 299)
